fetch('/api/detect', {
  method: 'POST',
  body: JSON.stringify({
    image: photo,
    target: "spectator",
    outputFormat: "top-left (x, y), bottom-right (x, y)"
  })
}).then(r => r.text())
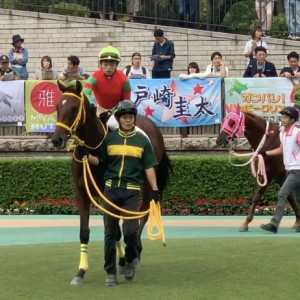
top-left (187, 61), bottom-right (200, 74)
top-left (8, 34), bottom-right (28, 80)
top-left (204, 52), bottom-right (228, 79)
top-left (123, 52), bottom-right (151, 79)
top-left (285, 0), bottom-right (300, 40)
top-left (151, 29), bottom-right (176, 78)
top-left (179, 62), bottom-right (205, 80)
top-left (35, 55), bottom-right (58, 80)
top-left (0, 55), bottom-right (19, 81)
top-left (58, 55), bottom-right (87, 81)
top-left (178, 0), bottom-right (197, 28)
top-left (243, 46), bottom-right (277, 78)
top-left (126, 0), bottom-right (140, 22)
top-left (255, 0), bottom-right (275, 37)
top-left (99, 0), bottom-right (116, 20)
top-left (280, 51), bottom-right (300, 78)
top-left (244, 27), bottom-right (268, 63)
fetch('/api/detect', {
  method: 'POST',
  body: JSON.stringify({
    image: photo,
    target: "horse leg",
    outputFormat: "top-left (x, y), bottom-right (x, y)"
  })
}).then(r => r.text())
top-left (70, 190), bottom-right (90, 285)
top-left (240, 185), bottom-right (268, 232)
top-left (116, 224), bottom-right (126, 273)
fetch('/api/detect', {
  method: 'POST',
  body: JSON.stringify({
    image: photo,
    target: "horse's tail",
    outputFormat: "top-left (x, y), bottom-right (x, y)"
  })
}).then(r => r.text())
top-left (157, 151), bottom-right (172, 193)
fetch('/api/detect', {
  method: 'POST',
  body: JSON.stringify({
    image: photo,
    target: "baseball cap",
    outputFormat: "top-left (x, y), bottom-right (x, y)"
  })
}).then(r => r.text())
top-left (0, 55), bottom-right (9, 63)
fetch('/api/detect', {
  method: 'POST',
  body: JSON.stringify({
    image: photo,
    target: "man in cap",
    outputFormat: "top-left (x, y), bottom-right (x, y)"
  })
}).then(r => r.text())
top-left (8, 34), bottom-right (28, 80)
top-left (0, 55), bottom-right (19, 81)
top-left (77, 100), bottom-right (159, 286)
top-left (260, 106), bottom-right (300, 233)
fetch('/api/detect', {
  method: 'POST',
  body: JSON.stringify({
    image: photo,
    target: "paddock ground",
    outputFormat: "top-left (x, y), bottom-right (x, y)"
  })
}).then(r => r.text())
top-left (1, 215), bottom-right (299, 246)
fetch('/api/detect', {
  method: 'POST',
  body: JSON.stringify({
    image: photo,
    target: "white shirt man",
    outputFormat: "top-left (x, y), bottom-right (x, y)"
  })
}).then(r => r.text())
top-left (123, 52), bottom-right (151, 79)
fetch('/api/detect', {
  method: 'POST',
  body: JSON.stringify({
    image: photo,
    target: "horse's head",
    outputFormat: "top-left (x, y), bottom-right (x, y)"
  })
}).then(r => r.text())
top-left (52, 80), bottom-right (86, 149)
top-left (216, 103), bottom-right (245, 147)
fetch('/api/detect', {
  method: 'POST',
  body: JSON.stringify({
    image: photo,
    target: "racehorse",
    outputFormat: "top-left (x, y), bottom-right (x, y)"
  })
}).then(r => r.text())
top-left (51, 80), bottom-right (172, 285)
top-left (216, 104), bottom-right (300, 231)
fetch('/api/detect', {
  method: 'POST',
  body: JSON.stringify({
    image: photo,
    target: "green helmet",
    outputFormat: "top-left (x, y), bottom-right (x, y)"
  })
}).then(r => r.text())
top-left (98, 45), bottom-right (121, 62)
top-left (115, 100), bottom-right (137, 118)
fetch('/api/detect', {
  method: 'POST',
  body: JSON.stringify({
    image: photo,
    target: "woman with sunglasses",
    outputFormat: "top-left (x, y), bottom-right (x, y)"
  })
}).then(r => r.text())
top-left (83, 45), bottom-right (131, 130)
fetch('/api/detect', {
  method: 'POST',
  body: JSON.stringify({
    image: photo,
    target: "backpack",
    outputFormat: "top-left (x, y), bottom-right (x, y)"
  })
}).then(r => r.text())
top-left (125, 65), bottom-right (146, 76)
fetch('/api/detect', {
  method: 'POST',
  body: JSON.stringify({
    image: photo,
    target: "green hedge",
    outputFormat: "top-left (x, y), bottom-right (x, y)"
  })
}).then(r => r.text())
top-left (164, 156), bottom-right (279, 204)
top-left (0, 156), bottom-right (280, 208)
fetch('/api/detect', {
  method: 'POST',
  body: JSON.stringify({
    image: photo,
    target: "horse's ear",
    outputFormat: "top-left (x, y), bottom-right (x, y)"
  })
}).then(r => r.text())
top-left (57, 80), bottom-right (66, 93)
top-left (225, 103), bottom-right (231, 113)
top-left (75, 80), bottom-right (82, 94)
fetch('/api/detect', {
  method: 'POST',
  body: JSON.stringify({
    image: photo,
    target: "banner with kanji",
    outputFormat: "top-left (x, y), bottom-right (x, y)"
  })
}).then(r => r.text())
top-left (130, 78), bottom-right (222, 127)
top-left (0, 81), bottom-right (25, 126)
top-left (224, 77), bottom-right (296, 122)
top-left (25, 81), bottom-right (62, 132)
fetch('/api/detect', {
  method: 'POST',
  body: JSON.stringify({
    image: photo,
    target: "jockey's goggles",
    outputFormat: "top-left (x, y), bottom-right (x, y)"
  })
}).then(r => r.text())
top-left (99, 52), bottom-right (120, 61)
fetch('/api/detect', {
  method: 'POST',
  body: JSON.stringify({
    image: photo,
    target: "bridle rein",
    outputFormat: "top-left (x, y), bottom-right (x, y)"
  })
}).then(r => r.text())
top-left (221, 110), bottom-right (269, 186)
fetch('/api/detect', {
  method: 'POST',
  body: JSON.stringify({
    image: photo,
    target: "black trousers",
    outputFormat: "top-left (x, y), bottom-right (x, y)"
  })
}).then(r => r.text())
top-left (103, 187), bottom-right (139, 274)
top-left (152, 69), bottom-right (171, 78)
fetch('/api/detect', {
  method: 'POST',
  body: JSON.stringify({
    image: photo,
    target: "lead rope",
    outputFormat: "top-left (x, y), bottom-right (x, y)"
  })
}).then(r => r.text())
top-left (228, 121), bottom-right (270, 187)
top-left (82, 156), bottom-right (166, 246)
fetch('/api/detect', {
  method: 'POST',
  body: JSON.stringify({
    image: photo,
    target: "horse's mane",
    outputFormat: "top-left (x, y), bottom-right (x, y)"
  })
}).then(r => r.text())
top-left (244, 111), bottom-right (280, 128)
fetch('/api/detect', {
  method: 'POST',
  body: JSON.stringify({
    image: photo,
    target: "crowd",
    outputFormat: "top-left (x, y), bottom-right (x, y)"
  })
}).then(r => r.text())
top-left (2, 26), bottom-right (300, 84)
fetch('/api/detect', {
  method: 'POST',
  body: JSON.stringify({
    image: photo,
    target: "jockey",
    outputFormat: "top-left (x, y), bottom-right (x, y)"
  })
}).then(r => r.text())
top-left (78, 100), bottom-right (159, 286)
top-left (82, 45), bottom-right (131, 130)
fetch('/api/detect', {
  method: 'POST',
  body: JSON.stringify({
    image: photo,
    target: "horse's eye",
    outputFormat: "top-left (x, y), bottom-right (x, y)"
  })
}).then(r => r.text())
top-left (228, 119), bottom-right (236, 127)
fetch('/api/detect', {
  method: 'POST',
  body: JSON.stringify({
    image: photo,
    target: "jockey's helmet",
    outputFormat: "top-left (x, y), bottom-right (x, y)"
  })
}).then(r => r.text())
top-left (115, 100), bottom-right (137, 118)
top-left (279, 106), bottom-right (299, 122)
top-left (98, 46), bottom-right (121, 63)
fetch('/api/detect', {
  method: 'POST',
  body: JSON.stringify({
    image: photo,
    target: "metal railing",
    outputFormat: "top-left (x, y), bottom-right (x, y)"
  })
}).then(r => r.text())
top-left (0, 0), bottom-right (289, 38)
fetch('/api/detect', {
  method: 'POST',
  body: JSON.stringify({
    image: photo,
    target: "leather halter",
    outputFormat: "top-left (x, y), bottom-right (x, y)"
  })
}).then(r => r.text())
top-left (55, 92), bottom-right (107, 150)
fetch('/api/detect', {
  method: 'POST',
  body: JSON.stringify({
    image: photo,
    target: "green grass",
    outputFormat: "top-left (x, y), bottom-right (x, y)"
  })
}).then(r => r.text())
top-left (2, 238), bottom-right (300, 300)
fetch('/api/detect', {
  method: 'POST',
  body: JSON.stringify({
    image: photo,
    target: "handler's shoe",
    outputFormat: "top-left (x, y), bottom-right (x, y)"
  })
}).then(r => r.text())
top-left (260, 223), bottom-right (278, 233)
top-left (124, 262), bottom-right (135, 281)
top-left (105, 274), bottom-right (117, 286)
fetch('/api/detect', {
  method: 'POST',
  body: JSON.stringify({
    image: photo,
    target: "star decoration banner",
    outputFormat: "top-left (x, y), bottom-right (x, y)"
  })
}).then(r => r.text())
top-left (130, 78), bottom-right (222, 127)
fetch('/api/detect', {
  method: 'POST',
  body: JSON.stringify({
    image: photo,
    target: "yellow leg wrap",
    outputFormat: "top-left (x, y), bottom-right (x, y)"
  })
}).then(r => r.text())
top-left (79, 244), bottom-right (89, 271)
top-left (116, 240), bottom-right (125, 258)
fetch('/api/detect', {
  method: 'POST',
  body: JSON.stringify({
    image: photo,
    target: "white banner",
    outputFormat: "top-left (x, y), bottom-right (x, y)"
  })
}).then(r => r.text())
top-left (0, 81), bottom-right (25, 126)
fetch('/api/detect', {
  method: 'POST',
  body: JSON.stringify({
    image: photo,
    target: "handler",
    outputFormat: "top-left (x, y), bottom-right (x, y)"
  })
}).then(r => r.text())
top-left (260, 106), bottom-right (300, 233)
top-left (78, 100), bottom-right (159, 286)
top-left (82, 45), bottom-right (131, 130)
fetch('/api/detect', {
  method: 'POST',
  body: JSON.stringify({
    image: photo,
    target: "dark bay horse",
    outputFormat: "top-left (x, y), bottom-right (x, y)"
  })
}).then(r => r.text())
top-left (216, 104), bottom-right (300, 231)
top-left (51, 80), bottom-right (172, 285)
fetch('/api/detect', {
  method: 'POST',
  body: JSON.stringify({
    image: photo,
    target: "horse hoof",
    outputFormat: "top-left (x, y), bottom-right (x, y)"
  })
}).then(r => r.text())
top-left (70, 276), bottom-right (84, 286)
top-left (239, 225), bottom-right (249, 232)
